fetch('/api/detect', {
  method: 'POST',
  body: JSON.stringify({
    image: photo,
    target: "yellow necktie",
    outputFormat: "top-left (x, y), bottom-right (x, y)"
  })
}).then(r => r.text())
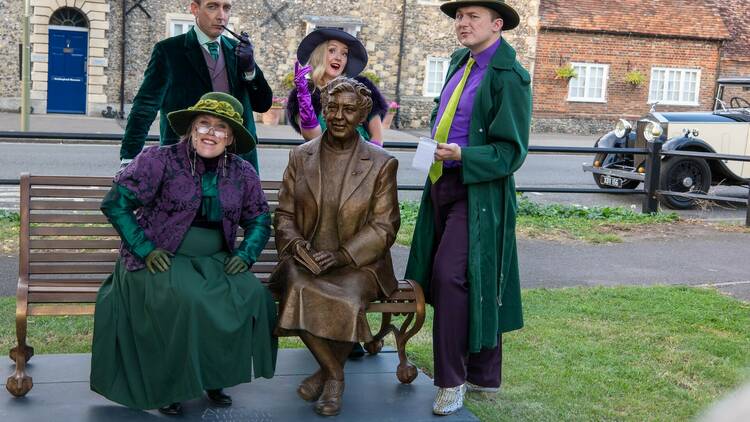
top-left (429, 57), bottom-right (475, 183)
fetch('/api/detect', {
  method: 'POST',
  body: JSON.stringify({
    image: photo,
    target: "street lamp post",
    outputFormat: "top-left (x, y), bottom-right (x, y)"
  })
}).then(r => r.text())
top-left (20, 0), bottom-right (31, 131)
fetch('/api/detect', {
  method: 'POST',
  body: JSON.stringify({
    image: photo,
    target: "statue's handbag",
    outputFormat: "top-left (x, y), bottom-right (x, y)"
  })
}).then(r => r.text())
top-left (294, 242), bottom-right (323, 275)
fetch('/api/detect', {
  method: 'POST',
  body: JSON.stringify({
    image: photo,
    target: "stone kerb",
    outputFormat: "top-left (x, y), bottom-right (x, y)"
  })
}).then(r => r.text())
top-left (29, 0), bottom-right (109, 115)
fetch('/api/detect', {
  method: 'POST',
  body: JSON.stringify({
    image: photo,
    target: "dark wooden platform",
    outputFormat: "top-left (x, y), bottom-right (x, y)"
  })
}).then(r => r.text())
top-left (2, 349), bottom-right (478, 421)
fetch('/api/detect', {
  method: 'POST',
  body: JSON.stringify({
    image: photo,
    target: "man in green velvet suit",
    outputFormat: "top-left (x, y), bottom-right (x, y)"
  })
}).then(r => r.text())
top-left (119, 0), bottom-right (272, 170)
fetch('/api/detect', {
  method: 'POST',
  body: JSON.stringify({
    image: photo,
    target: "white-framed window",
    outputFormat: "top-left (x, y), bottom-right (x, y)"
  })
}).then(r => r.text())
top-left (169, 19), bottom-right (194, 37)
top-left (423, 57), bottom-right (450, 97)
top-left (166, 13), bottom-right (239, 38)
top-left (302, 16), bottom-right (363, 37)
top-left (648, 67), bottom-right (701, 106)
top-left (567, 63), bottom-right (608, 102)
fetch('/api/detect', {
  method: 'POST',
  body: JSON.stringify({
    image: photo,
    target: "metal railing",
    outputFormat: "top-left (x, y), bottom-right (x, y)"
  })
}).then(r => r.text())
top-left (0, 132), bottom-right (748, 224)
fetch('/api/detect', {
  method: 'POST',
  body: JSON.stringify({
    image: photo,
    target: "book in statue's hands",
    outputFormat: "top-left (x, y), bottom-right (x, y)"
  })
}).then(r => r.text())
top-left (294, 241), bottom-right (322, 275)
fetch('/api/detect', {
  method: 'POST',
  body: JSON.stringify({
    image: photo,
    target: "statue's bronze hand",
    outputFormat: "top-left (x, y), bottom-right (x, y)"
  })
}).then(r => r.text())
top-left (312, 250), bottom-right (350, 272)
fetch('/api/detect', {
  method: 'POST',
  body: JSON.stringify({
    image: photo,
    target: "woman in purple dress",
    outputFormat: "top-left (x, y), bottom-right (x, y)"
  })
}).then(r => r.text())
top-left (90, 92), bottom-right (277, 416)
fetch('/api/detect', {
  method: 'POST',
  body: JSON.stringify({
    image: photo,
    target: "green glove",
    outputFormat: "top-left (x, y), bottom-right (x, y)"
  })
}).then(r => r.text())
top-left (225, 255), bottom-right (249, 275)
top-left (145, 248), bottom-right (172, 274)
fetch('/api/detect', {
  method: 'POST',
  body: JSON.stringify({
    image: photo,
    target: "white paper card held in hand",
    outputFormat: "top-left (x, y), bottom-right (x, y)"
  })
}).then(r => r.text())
top-left (412, 137), bottom-right (438, 172)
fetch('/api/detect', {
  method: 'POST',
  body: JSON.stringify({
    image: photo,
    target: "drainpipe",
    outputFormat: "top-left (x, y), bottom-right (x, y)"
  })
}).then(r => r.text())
top-left (119, 0), bottom-right (126, 118)
top-left (21, 0), bottom-right (31, 130)
top-left (393, 0), bottom-right (407, 129)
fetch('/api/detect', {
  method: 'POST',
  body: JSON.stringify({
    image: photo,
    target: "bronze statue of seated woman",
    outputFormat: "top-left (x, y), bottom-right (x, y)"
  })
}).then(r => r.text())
top-left (269, 77), bottom-right (401, 416)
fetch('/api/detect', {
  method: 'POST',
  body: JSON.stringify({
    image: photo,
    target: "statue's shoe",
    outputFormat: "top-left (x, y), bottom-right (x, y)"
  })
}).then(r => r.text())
top-left (314, 379), bottom-right (345, 416)
top-left (297, 370), bottom-right (325, 401)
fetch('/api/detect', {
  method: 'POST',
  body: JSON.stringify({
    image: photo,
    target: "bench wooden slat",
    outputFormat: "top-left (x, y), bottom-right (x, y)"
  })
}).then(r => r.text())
top-left (30, 200), bottom-right (104, 211)
top-left (260, 181), bottom-right (282, 190)
top-left (264, 192), bottom-right (279, 202)
top-left (30, 226), bottom-right (118, 236)
top-left (29, 239), bottom-right (121, 249)
top-left (30, 214), bottom-right (110, 224)
top-left (29, 278), bottom-right (106, 285)
top-left (29, 285), bottom-right (101, 293)
top-left (30, 252), bottom-right (120, 262)
top-left (29, 176), bottom-right (114, 187)
top-left (28, 292), bottom-right (99, 303)
top-left (366, 302), bottom-right (418, 313)
top-left (27, 303), bottom-right (96, 316)
top-left (30, 188), bottom-right (109, 198)
top-left (29, 263), bottom-right (115, 275)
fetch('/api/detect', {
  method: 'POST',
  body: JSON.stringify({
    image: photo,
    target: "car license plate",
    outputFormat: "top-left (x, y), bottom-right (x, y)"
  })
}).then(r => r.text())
top-left (601, 175), bottom-right (624, 188)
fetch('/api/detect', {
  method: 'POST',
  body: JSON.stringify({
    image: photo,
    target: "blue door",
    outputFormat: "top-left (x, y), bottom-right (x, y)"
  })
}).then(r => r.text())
top-left (47, 28), bottom-right (88, 114)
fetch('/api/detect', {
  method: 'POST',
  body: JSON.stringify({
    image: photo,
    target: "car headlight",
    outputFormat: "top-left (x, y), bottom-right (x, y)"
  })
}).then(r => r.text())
top-left (643, 121), bottom-right (663, 142)
top-left (614, 119), bottom-right (632, 138)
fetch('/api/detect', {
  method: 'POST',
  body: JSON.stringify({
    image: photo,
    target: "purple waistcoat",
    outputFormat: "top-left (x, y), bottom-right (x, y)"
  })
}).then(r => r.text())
top-left (201, 44), bottom-right (230, 93)
top-left (113, 141), bottom-right (269, 271)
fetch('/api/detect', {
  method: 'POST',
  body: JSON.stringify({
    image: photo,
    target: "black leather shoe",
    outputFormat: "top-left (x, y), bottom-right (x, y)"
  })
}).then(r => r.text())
top-left (158, 402), bottom-right (182, 416)
top-left (348, 342), bottom-right (365, 359)
top-left (206, 389), bottom-right (232, 407)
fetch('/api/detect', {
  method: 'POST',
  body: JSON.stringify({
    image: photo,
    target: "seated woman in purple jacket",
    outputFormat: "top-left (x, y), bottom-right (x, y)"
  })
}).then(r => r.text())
top-left (90, 92), bottom-right (277, 416)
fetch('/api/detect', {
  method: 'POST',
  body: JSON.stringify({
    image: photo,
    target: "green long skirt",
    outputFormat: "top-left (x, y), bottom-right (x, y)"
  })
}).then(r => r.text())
top-left (90, 227), bottom-right (278, 409)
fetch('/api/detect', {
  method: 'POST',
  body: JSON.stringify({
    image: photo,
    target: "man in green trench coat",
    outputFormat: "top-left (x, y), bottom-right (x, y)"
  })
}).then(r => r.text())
top-left (404, 0), bottom-right (531, 416)
top-left (119, 0), bottom-right (273, 170)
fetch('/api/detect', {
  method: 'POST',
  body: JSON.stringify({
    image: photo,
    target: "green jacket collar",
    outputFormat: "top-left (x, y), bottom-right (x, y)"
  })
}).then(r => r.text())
top-left (453, 37), bottom-right (517, 71)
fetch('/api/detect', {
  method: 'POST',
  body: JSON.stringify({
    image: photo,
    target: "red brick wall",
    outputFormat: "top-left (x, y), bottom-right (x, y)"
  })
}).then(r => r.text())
top-left (533, 30), bottom-right (722, 120)
top-left (720, 59), bottom-right (750, 78)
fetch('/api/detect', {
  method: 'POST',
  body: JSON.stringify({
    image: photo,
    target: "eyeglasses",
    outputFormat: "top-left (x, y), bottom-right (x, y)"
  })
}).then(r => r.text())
top-left (195, 124), bottom-right (229, 140)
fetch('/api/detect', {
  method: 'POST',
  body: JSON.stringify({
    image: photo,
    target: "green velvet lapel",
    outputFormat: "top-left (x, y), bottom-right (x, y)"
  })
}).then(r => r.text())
top-left (183, 29), bottom-right (212, 91)
top-left (220, 36), bottom-right (239, 93)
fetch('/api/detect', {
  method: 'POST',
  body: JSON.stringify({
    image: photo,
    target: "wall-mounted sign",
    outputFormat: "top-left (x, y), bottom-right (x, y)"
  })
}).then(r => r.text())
top-left (90, 57), bottom-right (108, 67)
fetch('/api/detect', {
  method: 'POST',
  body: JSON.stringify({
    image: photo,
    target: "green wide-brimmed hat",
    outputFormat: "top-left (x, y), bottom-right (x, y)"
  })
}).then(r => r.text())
top-left (440, 0), bottom-right (520, 30)
top-left (167, 92), bottom-right (255, 154)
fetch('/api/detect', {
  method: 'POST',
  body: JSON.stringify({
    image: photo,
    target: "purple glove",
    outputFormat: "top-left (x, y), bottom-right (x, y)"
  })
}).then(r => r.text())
top-left (235, 32), bottom-right (255, 73)
top-left (294, 61), bottom-right (319, 130)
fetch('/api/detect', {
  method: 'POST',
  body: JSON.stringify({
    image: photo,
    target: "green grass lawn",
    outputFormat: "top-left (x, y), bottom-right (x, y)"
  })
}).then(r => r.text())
top-left (397, 198), bottom-right (680, 246)
top-left (2, 286), bottom-right (748, 421)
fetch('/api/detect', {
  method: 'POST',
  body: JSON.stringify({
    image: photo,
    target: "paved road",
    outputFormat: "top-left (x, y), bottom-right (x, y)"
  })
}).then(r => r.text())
top-left (3, 235), bottom-right (749, 300)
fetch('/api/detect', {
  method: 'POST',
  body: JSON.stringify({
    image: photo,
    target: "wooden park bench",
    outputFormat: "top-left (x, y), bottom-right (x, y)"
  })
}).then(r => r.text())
top-left (6, 174), bottom-right (425, 397)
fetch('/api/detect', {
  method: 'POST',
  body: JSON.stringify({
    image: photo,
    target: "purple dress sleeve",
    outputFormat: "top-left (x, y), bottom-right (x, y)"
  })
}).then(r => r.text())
top-left (114, 146), bottom-right (167, 206)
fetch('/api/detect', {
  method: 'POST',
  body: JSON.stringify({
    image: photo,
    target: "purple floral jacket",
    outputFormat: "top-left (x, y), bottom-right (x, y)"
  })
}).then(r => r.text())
top-left (111, 141), bottom-right (269, 271)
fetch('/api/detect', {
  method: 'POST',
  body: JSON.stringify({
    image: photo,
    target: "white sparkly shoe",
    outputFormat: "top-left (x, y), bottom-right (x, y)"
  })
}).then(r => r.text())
top-left (432, 384), bottom-right (466, 416)
top-left (465, 381), bottom-right (499, 394)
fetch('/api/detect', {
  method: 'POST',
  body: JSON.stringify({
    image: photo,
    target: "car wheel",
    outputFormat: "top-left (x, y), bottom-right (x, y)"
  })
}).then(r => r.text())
top-left (658, 157), bottom-right (711, 209)
top-left (592, 153), bottom-right (641, 189)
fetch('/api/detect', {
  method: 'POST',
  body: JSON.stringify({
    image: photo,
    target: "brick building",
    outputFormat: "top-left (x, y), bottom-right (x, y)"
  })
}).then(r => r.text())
top-left (2, 0), bottom-right (747, 131)
top-left (714, 0), bottom-right (750, 100)
top-left (0, 0), bottom-right (536, 128)
top-left (532, 0), bottom-right (732, 134)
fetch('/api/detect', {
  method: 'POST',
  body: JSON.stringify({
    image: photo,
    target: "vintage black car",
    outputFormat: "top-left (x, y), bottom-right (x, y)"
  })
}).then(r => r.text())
top-left (583, 77), bottom-right (750, 209)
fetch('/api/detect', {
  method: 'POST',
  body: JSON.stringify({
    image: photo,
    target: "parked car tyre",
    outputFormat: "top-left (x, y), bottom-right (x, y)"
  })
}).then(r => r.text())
top-left (591, 153), bottom-right (641, 189)
top-left (658, 157), bottom-right (711, 209)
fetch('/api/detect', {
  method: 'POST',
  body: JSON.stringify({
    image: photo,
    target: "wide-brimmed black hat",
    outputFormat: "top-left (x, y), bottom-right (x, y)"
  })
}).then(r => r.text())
top-left (440, 0), bottom-right (520, 30)
top-left (296, 28), bottom-right (368, 77)
top-left (167, 92), bottom-right (255, 154)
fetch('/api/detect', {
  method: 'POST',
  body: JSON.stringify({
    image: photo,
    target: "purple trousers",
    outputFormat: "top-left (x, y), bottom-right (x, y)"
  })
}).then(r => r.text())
top-left (430, 167), bottom-right (502, 388)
